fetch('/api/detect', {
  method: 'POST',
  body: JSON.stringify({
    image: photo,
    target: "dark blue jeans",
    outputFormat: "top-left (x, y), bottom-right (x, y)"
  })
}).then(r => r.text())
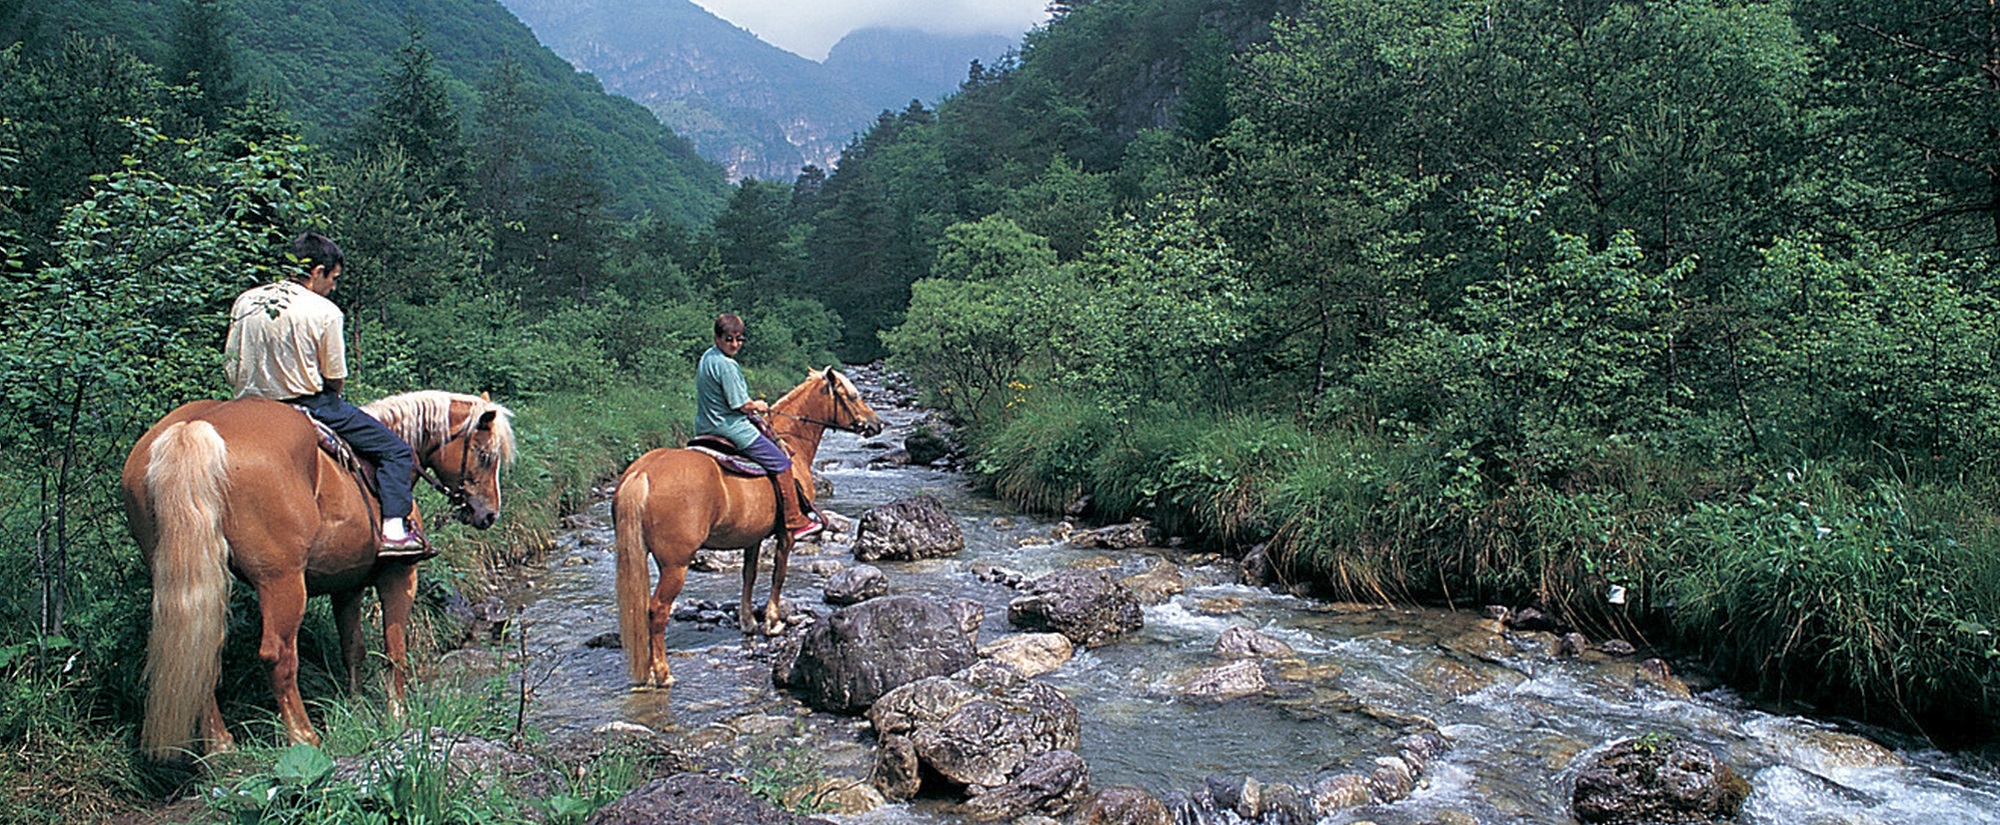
top-left (293, 390), bottom-right (415, 520)
top-left (741, 433), bottom-right (792, 474)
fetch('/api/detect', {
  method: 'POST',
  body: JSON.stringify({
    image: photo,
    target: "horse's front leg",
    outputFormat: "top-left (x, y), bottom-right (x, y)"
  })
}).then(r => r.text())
top-left (739, 540), bottom-right (761, 634)
top-left (332, 590), bottom-right (366, 694)
top-left (255, 572), bottom-right (319, 746)
top-left (376, 561), bottom-right (420, 719)
top-left (761, 534), bottom-right (792, 636)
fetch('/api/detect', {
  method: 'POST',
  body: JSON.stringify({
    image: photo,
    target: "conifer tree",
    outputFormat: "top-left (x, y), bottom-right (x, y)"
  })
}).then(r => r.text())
top-left (165, 0), bottom-right (246, 130)
top-left (357, 18), bottom-right (469, 202)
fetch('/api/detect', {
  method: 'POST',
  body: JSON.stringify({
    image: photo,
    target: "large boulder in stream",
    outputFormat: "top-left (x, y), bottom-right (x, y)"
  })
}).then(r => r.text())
top-left (586, 773), bottom-right (834, 825)
top-left (1006, 568), bottom-right (1143, 647)
top-left (776, 595), bottom-right (979, 714)
top-left (852, 495), bottom-right (964, 562)
top-left (870, 660), bottom-right (1088, 820)
top-left (1570, 735), bottom-right (1749, 824)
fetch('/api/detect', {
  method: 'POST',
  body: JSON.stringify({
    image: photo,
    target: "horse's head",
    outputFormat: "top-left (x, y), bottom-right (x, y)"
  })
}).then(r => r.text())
top-left (817, 367), bottom-right (885, 437)
top-left (431, 401), bottom-right (515, 529)
top-left (366, 391), bottom-right (517, 531)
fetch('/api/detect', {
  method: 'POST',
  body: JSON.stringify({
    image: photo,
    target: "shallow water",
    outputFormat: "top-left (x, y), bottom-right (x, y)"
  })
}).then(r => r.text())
top-left (512, 366), bottom-right (2000, 824)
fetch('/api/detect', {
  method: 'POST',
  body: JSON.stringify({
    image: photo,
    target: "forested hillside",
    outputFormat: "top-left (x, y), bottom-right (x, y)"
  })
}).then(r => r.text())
top-left (2, 0), bottom-right (729, 222)
top-left (766, 0), bottom-right (2000, 738)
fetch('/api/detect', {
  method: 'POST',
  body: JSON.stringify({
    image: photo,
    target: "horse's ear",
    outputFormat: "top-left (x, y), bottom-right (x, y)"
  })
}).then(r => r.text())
top-left (477, 409), bottom-right (499, 431)
top-left (481, 391), bottom-right (491, 402)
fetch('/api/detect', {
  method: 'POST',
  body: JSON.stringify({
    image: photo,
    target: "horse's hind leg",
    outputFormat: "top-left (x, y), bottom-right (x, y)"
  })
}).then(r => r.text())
top-left (739, 541), bottom-right (761, 634)
top-left (332, 590), bottom-right (366, 695)
top-left (202, 696), bottom-right (235, 753)
top-left (254, 572), bottom-right (319, 746)
top-left (761, 535), bottom-right (792, 636)
top-left (376, 562), bottom-right (419, 717)
top-left (647, 555), bottom-right (686, 687)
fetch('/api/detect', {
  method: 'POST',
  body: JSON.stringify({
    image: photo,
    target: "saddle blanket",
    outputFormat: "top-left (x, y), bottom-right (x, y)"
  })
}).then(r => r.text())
top-left (685, 435), bottom-right (768, 476)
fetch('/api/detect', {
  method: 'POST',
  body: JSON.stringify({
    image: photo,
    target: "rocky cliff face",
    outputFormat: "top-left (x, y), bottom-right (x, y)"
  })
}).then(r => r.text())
top-left (500, 0), bottom-right (1012, 181)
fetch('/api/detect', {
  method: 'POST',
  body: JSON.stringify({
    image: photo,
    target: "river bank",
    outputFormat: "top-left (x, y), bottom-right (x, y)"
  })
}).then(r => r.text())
top-left (498, 363), bottom-right (2000, 824)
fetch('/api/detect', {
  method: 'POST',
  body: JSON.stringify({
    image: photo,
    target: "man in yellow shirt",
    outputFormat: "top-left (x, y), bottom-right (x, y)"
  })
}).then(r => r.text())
top-left (224, 233), bottom-right (425, 557)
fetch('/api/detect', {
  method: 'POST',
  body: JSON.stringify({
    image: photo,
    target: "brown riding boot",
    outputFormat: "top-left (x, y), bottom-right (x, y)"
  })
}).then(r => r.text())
top-left (777, 476), bottom-right (821, 541)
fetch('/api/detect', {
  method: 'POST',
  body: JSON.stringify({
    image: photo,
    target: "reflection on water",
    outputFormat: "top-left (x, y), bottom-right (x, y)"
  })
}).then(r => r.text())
top-left (511, 372), bottom-right (2000, 824)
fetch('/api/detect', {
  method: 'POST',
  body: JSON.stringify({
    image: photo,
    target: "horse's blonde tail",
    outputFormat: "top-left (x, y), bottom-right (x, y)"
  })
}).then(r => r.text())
top-left (612, 471), bottom-right (654, 685)
top-left (140, 421), bottom-right (232, 761)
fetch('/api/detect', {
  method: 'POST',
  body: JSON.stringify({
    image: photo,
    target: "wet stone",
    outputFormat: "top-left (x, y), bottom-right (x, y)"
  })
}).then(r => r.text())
top-left (1121, 561), bottom-right (1184, 606)
top-left (852, 495), bottom-right (965, 562)
top-left (978, 632), bottom-right (1074, 678)
top-left (1214, 626), bottom-right (1296, 659)
top-left (1079, 785), bottom-right (1171, 825)
top-left (1007, 568), bottom-right (1144, 648)
top-left (1601, 638), bottom-right (1638, 656)
top-left (822, 564), bottom-right (887, 606)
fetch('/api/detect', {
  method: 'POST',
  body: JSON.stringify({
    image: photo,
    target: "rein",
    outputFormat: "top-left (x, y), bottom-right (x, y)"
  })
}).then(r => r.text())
top-left (765, 371), bottom-right (866, 433)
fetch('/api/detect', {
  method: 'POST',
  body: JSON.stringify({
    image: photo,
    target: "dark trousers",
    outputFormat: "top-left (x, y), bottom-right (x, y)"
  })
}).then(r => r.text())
top-left (293, 390), bottom-right (415, 520)
top-left (741, 433), bottom-right (793, 474)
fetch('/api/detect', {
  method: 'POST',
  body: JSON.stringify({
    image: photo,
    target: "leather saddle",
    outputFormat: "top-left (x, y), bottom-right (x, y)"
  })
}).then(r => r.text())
top-left (685, 434), bottom-right (770, 477)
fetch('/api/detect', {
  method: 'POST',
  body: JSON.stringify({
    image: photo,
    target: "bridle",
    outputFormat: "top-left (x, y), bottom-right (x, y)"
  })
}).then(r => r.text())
top-left (765, 370), bottom-right (871, 433)
top-left (414, 421), bottom-right (480, 519)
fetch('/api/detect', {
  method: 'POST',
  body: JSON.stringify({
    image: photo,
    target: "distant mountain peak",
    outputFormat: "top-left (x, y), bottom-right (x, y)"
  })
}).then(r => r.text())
top-left (501, 0), bottom-right (1014, 181)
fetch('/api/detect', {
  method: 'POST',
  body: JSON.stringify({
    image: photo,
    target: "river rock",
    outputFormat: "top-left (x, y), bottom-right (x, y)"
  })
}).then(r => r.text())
top-left (1079, 785), bottom-right (1172, 825)
top-left (958, 749), bottom-right (1091, 821)
top-left (1120, 562), bottom-right (1184, 605)
top-left (1075, 519), bottom-right (1151, 549)
top-left (870, 660), bottom-right (1083, 810)
top-left (1602, 638), bottom-right (1638, 656)
top-left (1570, 735), bottom-right (1750, 824)
top-left (1007, 568), bottom-right (1143, 647)
top-left (1169, 659), bottom-right (1268, 701)
top-left (586, 773), bottom-right (835, 825)
top-left (1215, 626), bottom-right (1296, 659)
top-left (776, 595), bottom-right (978, 714)
top-left (904, 427), bottom-right (952, 466)
top-left (971, 562), bottom-right (1025, 587)
top-left (823, 564), bottom-right (889, 605)
top-left (852, 495), bottom-right (965, 561)
top-left (1634, 658), bottom-right (1693, 698)
top-left (690, 548), bottom-right (742, 572)
top-left (1241, 543), bottom-right (1277, 588)
top-left (978, 632), bottom-right (1074, 678)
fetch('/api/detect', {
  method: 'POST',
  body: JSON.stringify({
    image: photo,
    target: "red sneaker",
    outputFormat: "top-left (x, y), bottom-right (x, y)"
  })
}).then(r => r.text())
top-left (790, 521), bottom-right (824, 542)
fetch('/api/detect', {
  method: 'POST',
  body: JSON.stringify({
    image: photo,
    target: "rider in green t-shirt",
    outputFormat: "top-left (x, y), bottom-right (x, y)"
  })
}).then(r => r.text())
top-left (695, 313), bottom-right (821, 541)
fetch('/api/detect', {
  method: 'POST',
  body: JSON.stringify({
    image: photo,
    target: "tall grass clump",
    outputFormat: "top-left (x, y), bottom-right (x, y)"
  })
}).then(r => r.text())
top-left (1664, 462), bottom-right (2000, 731)
top-left (972, 393), bottom-right (1120, 513)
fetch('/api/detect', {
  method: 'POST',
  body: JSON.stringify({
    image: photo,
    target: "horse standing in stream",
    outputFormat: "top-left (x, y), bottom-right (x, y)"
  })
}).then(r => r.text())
top-left (122, 391), bottom-right (515, 760)
top-left (613, 367), bottom-right (883, 688)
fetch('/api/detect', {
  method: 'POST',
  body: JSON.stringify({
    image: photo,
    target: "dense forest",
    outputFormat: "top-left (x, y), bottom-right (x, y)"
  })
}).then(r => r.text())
top-left (3, 0), bottom-right (1999, 820)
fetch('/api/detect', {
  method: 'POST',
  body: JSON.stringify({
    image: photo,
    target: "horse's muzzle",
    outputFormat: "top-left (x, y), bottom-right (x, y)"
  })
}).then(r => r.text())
top-left (859, 418), bottom-right (886, 438)
top-left (461, 505), bottom-right (498, 530)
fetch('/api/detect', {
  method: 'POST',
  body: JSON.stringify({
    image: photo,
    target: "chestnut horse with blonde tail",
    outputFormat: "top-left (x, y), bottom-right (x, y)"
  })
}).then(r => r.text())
top-left (615, 367), bottom-right (883, 688)
top-left (122, 391), bottom-right (515, 761)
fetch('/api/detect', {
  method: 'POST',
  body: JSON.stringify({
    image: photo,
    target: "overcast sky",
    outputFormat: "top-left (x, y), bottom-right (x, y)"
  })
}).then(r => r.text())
top-left (689, 0), bottom-right (1050, 60)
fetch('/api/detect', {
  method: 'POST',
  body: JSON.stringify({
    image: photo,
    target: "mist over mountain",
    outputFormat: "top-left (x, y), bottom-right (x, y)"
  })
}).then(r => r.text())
top-left (500, 0), bottom-right (1013, 180)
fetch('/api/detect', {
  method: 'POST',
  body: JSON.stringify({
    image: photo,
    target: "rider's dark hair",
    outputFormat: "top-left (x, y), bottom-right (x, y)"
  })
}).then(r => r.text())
top-left (715, 313), bottom-right (745, 339)
top-left (288, 232), bottom-right (345, 275)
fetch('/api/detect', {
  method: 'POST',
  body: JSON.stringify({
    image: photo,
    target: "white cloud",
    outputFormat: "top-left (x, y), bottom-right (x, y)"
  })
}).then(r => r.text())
top-left (691, 0), bottom-right (1049, 60)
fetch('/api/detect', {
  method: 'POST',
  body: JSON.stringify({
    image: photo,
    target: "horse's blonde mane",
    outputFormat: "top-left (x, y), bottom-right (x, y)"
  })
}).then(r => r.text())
top-left (362, 390), bottom-right (517, 464)
top-left (774, 368), bottom-right (855, 411)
